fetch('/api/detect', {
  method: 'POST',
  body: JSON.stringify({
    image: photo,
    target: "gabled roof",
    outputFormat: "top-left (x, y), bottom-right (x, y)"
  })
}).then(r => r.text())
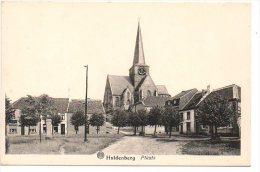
top-left (182, 92), bottom-right (203, 110)
top-left (172, 89), bottom-right (197, 99)
top-left (210, 84), bottom-right (241, 100)
top-left (107, 75), bottom-right (134, 96)
top-left (142, 96), bottom-right (172, 107)
top-left (53, 98), bottom-right (70, 113)
top-left (156, 85), bottom-right (170, 95)
top-left (68, 99), bottom-right (105, 114)
top-left (12, 97), bottom-right (69, 113)
top-left (135, 75), bottom-right (156, 91)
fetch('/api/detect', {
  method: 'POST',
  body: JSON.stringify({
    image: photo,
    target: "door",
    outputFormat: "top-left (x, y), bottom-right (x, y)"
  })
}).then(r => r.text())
top-left (180, 124), bottom-right (183, 134)
top-left (21, 126), bottom-right (25, 135)
top-left (61, 124), bottom-right (65, 135)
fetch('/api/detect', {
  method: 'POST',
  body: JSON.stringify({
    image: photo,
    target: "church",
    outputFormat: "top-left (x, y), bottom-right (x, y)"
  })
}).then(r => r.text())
top-left (103, 23), bottom-right (170, 113)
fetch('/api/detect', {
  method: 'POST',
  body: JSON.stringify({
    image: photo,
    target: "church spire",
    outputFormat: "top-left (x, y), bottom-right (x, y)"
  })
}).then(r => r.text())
top-left (133, 21), bottom-right (145, 65)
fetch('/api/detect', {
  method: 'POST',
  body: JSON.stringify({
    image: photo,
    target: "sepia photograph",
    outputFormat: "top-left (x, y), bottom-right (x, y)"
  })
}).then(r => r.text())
top-left (0, 1), bottom-right (252, 166)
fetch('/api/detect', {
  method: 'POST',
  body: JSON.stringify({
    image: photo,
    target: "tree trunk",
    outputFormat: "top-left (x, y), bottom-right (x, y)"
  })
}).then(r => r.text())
top-left (141, 126), bottom-right (144, 133)
top-left (117, 127), bottom-right (120, 134)
top-left (28, 126), bottom-right (30, 135)
top-left (134, 126), bottom-right (137, 135)
top-left (169, 126), bottom-right (172, 138)
top-left (154, 125), bottom-right (157, 135)
top-left (96, 126), bottom-right (99, 134)
top-left (214, 125), bottom-right (218, 137)
top-left (76, 129), bottom-right (78, 134)
top-left (52, 126), bottom-right (53, 135)
top-left (209, 125), bottom-right (214, 139)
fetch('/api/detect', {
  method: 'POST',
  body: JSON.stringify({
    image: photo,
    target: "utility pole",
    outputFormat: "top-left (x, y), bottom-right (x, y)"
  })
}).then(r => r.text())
top-left (84, 65), bottom-right (88, 142)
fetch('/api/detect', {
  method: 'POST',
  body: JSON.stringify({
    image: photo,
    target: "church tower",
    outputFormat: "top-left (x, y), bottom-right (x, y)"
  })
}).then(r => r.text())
top-left (129, 22), bottom-right (150, 88)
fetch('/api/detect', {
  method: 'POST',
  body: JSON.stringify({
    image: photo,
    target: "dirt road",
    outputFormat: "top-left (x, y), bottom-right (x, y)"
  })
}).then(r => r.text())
top-left (101, 136), bottom-right (186, 155)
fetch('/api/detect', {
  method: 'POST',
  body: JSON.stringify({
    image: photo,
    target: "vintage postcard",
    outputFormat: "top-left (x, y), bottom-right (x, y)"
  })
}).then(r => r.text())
top-left (0, 2), bottom-right (251, 166)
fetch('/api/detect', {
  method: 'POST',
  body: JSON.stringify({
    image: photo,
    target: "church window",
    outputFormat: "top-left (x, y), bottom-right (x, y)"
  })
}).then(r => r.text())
top-left (153, 90), bottom-right (157, 96)
top-left (115, 97), bottom-right (120, 106)
top-left (127, 92), bottom-right (130, 100)
top-left (147, 90), bottom-right (151, 97)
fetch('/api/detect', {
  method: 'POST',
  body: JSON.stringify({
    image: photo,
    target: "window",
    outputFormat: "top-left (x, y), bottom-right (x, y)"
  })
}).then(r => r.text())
top-left (179, 113), bottom-right (183, 121)
top-left (30, 128), bottom-right (37, 133)
top-left (9, 128), bottom-right (17, 133)
top-left (43, 124), bottom-right (47, 133)
top-left (153, 91), bottom-right (157, 96)
top-left (187, 122), bottom-right (191, 132)
top-left (115, 97), bottom-right (120, 106)
top-left (127, 92), bottom-right (130, 100)
top-left (147, 90), bottom-right (151, 97)
top-left (54, 126), bottom-right (58, 133)
top-left (187, 112), bottom-right (190, 120)
top-left (61, 115), bottom-right (65, 120)
top-left (173, 100), bottom-right (177, 104)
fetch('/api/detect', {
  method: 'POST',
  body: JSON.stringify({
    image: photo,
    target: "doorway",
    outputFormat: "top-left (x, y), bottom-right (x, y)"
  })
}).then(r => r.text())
top-left (61, 124), bottom-right (65, 135)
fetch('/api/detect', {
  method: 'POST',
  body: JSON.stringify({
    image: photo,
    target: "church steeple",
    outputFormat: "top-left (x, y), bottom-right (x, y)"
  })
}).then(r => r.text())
top-left (133, 22), bottom-right (145, 65)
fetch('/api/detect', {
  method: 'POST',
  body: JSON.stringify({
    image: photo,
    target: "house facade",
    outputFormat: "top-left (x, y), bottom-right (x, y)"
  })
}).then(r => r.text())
top-left (177, 84), bottom-right (241, 136)
top-left (7, 97), bottom-right (105, 136)
top-left (103, 22), bottom-right (170, 113)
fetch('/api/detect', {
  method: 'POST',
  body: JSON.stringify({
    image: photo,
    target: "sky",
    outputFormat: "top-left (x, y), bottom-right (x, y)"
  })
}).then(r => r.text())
top-left (2, 3), bottom-right (250, 102)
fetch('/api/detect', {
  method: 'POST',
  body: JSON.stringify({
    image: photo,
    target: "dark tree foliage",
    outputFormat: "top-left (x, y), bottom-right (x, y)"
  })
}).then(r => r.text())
top-left (111, 109), bottom-right (128, 134)
top-left (196, 93), bottom-right (234, 139)
top-left (89, 113), bottom-right (105, 134)
top-left (128, 111), bottom-right (142, 135)
top-left (71, 110), bottom-right (85, 134)
top-left (148, 106), bottom-right (163, 136)
top-left (50, 114), bottom-right (62, 134)
top-left (162, 106), bottom-right (179, 138)
top-left (5, 96), bottom-right (14, 137)
top-left (137, 109), bottom-right (148, 135)
top-left (20, 96), bottom-right (40, 135)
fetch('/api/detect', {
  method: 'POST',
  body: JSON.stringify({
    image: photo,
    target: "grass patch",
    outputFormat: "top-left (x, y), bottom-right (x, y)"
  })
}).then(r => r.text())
top-left (7, 123), bottom-right (123, 154)
top-left (181, 140), bottom-right (240, 155)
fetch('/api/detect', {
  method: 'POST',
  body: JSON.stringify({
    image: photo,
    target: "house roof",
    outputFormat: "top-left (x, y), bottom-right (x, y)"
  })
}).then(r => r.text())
top-left (142, 96), bottom-right (172, 107)
top-left (209, 84), bottom-right (241, 100)
top-left (107, 75), bottom-right (134, 95)
top-left (68, 99), bottom-right (105, 114)
top-left (182, 92), bottom-right (203, 110)
top-left (12, 97), bottom-right (69, 113)
top-left (52, 98), bottom-right (70, 113)
top-left (172, 89), bottom-right (197, 99)
top-left (156, 85), bottom-right (169, 95)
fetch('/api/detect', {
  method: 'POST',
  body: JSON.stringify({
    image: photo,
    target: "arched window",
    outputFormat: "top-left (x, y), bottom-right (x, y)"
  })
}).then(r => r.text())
top-left (127, 92), bottom-right (130, 100)
top-left (147, 90), bottom-right (151, 97)
top-left (139, 90), bottom-right (143, 100)
top-left (153, 90), bottom-right (157, 96)
top-left (115, 97), bottom-right (120, 106)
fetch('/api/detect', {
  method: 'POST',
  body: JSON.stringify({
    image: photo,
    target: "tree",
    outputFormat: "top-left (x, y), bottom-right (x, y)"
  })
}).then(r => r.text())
top-left (162, 106), bottom-right (179, 138)
top-left (20, 96), bottom-right (40, 135)
top-left (5, 96), bottom-right (13, 135)
top-left (148, 106), bottom-right (163, 136)
top-left (196, 93), bottom-right (234, 139)
top-left (128, 111), bottom-right (141, 135)
top-left (19, 113), bottom-right (39, 135)
top-left (70, 110), bottom-right (85, 134)
top-left (111, 109), bottom-right (128, 134)
top-left (50, 114), bottom-right (62, 134)
top-left (89, 113), bottom-right (105, 134)
top-left (137, 110), bottom-right (148, 135)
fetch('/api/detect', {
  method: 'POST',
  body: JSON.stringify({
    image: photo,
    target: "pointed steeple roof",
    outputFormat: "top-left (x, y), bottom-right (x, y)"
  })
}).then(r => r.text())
top-left (133, 22), bottom-right (146, 65)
